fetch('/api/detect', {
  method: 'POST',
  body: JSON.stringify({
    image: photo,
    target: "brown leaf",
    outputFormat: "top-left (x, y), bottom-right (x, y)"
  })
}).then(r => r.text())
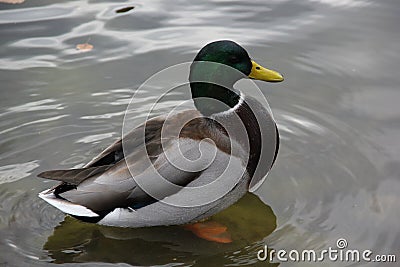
top-left (0, 0), bottom-right (25, 4)
top-left (76, 43), bottom-right (94, 52)
top-left (115, 6), bottom-right (135, 13)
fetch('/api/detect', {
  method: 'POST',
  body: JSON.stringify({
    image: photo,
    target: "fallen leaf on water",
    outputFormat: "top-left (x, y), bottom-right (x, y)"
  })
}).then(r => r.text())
top-left (0, 0), bottom-right (25, 4)
top-left (115, 6), bottom-right (135, 13)
top-left (76, 43), bottom-right (94, 52)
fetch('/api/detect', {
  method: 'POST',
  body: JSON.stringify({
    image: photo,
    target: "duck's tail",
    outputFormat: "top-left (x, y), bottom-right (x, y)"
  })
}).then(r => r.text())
top-left (38, 189), bottom-right (99, 217)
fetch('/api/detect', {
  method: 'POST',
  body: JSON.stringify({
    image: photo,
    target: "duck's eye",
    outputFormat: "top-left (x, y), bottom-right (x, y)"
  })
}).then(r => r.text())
top-left (229, 56), bottom-right (240, 63)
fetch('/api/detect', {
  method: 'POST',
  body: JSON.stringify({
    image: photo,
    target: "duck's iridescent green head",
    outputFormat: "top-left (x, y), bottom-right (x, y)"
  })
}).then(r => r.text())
top-left (189, 40), bottom-right (283, 116)
top-left (193, 40), bottom-right (253, 77)
top-left (192, 40), bottom-right (284, 83)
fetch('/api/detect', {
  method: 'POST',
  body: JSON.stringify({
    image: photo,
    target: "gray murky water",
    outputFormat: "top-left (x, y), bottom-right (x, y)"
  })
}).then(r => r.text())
top-left (1, 0), bottom-right (399, 266)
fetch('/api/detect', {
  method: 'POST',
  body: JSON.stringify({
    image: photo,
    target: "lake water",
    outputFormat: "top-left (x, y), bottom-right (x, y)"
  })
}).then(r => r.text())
top-left (0, 0), bottom-right (399, 266)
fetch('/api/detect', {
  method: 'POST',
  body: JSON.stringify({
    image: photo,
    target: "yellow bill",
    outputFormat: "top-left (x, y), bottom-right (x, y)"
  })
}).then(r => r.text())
top-left (248, 60), bottom-right (284, 82)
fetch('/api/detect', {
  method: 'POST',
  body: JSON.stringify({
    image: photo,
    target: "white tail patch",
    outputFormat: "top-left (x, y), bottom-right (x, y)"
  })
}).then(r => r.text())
top-left (39, 189), bottom-right (99, 217)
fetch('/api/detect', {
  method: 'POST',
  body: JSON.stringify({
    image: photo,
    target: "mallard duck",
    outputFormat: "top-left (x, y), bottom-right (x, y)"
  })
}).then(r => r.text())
top-left (38, 40), bottom-right (283, 228)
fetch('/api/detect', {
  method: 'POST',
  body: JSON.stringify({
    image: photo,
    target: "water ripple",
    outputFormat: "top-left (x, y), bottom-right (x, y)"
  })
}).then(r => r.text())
top-left (6, 99), bottom-right (64, 113)
top-left (0, 5), bottom-right (75, 23)
top-left (0, 161), bottom-right (39, 185)
top-left (76, 132), bottom-right (115, 144)
top-left (0, 115), bottom-right (68, 135)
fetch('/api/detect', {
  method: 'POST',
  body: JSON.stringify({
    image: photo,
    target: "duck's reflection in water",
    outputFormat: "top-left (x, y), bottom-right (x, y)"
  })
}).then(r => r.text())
top-left (44, 193), bottom-right (277, 266)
